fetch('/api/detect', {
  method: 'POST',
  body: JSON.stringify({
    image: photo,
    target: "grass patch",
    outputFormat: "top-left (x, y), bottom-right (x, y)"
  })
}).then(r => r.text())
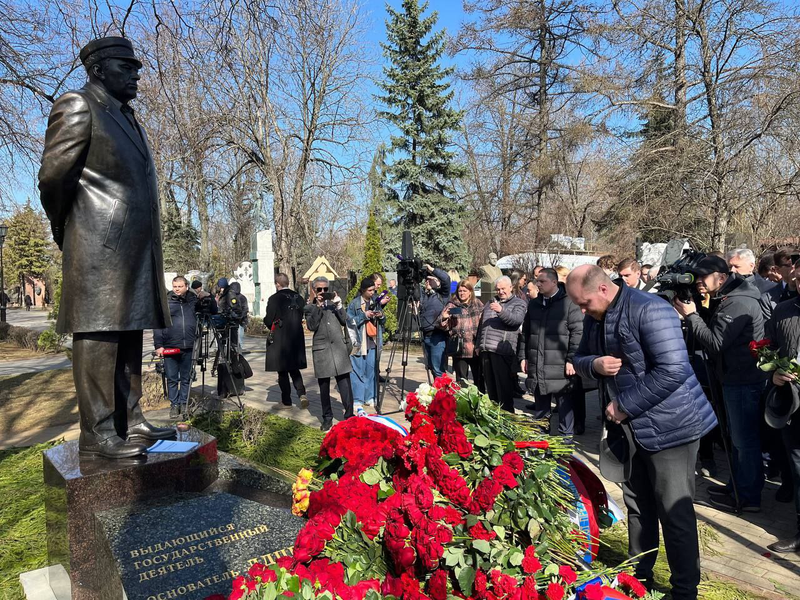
top-left (598, 522), bottom-right (768, 600)
top-left (0, 341), bottom-right (44, 362)
top-left (0, 442), bottom-right (56, 600)
top-left (0, 369), bottom-right (78, 435)
top-left (192, 409), bottom-right (324, 475)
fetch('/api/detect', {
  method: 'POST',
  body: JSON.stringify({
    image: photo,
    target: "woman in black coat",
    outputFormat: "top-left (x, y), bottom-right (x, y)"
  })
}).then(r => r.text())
top-left (264, 274), bottom-right (308, 408)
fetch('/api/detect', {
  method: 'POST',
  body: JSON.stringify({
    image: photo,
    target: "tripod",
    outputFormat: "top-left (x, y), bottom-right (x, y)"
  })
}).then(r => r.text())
top-left (376, 292), bottom-right (431, 414)
top-left (191, 313), bottom-right (244, 417)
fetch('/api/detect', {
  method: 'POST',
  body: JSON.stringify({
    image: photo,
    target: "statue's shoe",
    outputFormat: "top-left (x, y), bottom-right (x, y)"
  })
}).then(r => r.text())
top-left (79, 435), bottom-right (147, 459)
top-left (126, 420), bottom-right (176, 442)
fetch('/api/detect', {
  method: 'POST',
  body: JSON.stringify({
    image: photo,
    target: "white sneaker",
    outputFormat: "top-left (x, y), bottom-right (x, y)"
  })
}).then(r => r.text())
top-left (364, 398), bottom-right (375, 407)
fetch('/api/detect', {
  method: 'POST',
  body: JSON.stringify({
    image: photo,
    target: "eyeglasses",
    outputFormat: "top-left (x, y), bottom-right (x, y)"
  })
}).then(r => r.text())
top-left (316, 287), bottom-right (329, 292)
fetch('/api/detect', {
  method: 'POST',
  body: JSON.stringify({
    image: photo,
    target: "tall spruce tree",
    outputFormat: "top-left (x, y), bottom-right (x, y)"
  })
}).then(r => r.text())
top-left (377, 0), bottom-right (469, 270)
top-left (5, 205), bottom-right (51, 303)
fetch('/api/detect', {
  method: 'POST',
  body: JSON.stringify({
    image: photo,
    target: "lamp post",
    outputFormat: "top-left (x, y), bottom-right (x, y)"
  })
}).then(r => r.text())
top-left (0, 223), bottom-right (7, 323)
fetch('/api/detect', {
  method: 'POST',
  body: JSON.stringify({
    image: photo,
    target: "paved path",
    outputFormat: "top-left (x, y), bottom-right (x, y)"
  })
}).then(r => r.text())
top-left (0, 354), bottom-right (71, 376)
top-left (0, 329), bottom-right (797, 597)
top-left (4, 307), bottom-right (53, 332)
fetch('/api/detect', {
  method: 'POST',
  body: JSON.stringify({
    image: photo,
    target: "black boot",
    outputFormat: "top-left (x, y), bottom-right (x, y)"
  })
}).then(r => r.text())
top-left (767, 532), bottom-right (800, 553)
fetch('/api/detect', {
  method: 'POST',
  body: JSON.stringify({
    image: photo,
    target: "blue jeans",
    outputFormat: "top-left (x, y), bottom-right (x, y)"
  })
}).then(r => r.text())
top-left (164, 350), bottom-right (193, 407)
top-left (350, 347), bottom-right (377, 407)
top-left (423, 330), bottom-right (448, 377)
top-left (722, 383), bottom-right (765, 506)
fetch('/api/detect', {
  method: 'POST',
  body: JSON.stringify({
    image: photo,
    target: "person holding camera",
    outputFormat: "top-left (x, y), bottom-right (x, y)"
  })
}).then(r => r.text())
top-left (153, 276), bottom-right (204, 418)
top-left (305, 276), bottom-right (354, 431)
top-left (419, 264), bottom-right (452, 377)
top-left (518, 268), bottom-right (583, 438)
top-left (264, 273), bottom-right (308, 409)
top-left (440, 280), bottom-right (484, 391)
top-left (347, 277), bottom-right (386, 412)
top-left (476, 276), bottom-right (527, 412)
top-left (673, 255), bottom-right (766, 513)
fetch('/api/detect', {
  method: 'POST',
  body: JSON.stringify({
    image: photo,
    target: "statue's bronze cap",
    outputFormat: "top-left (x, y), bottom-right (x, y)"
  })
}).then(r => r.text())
top-left (80, 36), bottom-right (142, 69)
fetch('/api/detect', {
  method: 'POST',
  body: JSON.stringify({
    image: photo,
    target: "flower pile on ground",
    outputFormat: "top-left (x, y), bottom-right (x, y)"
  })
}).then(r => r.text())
top-left (218, 375), bottom-right (663, 600)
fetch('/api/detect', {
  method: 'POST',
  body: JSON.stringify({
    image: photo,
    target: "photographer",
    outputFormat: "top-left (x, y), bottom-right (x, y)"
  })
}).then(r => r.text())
top-left (440, 280), bottom-right (484, 391)
top-left (674, 255), bottom-right (766, 513)
top-left (305, 276), bottom-right (354, 431)
top-left (218, 281), bottom-right (249, 348)
top-left (419, 264), bottom-right (451, 377)
top-left (347, 277), bottom-right (386, 412)
top-left (153, 276), bottom-right (208, 418)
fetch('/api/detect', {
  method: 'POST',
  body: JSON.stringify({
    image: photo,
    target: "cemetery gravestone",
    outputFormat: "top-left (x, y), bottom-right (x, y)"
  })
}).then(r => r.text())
top-left (94, 492), bottom-right (304, 600)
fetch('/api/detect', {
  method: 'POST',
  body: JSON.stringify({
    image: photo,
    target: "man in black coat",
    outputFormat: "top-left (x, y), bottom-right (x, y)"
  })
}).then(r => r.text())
top-left (38, 37), bottom-right (173, 458)
top-left (264, 273), bottom-right (308, 409)
top-left (518, 268), bottom-right (583, 437)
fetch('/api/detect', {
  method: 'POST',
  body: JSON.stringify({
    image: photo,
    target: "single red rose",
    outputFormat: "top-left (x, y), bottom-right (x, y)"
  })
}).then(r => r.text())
top-left (229, 576), bottom-right (248, 600)
top-left (382, 575), bottom-right (404, 597)
top-left (492, 464), bottom-right (519, 489)
top-left (558, 565), bottom-right (577, 585)
top-left (502, 452), bottom-right (524, 475)
top-left (545, 582), bottom-right (564, 600)
top-left (469, 521), bottom-right (497, 541)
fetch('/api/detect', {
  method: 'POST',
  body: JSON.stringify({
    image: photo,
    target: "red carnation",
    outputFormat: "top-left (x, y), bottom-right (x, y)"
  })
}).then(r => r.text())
top-left (545, 583), bottom-right (564, 600)
top-left (557, 565), bottom-right (577, 585)
top-left (469, 521), bottom-right (497, 541)
top-left (521, 546), bottom-right (542, 574)
top-left (433, 373), bottom-right (453, 388)
top-left (229, 576), bottom-right (248, 600)
top-left (473, 570), bottom-right (488, 599)
top-left (617, 573), bottom-right (647, 598)
top-left (581, 583), bottom-right (604, 600)
top-left (502, 452), bottom-right (524, 475)
top-left (521, 577), bottom-right (539, 600)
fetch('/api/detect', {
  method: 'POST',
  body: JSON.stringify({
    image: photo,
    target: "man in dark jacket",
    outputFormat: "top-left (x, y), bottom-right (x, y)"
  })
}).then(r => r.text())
top-left (304, 276), bottom-right (353, 431)
top-left (265, 273), bottom-right (308, 409)
top-left (154, 276), bottom-right (202, 418)
top-left (727, 248), bottom-right (775, 294)
top-left (568, 265), bottom-right (716, 600)
top-left (759, 250), bottom-right (799, 322)
top-left (419, 264), bottom-right (451, 378)
top-left (518, 268), bottom-right (583, 437)
top-left (765, 296), bottom-right (800, 553)
top-left (675, 255), bottom-right (766, 513)
top-left (477, 276), bottom-right (527, 412)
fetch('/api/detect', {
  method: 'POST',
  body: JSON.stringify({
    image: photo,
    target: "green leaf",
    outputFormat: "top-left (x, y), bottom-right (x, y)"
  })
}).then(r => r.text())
top-left (534, 464), bottom-right (552, 479)
top-left (527, 519), bottom-right (541, 539)
top-left (474, 434), bottom-right (490, 448)
top-left (361, 467), bottom-right (382, 486)
top-left (472, 539), bottom-right (491, 554)
top-left (508, 548), bottom-right (523, 567)
top-left (264, 586), bottom-right (278, 600)
top-left (492, 525), bottom-right (506, 538)
top-left (444, 547), bottom-right (461, 567)
top-left (456, 566), bottom-right (476, 596)
top-left (544, 563), bottom-right (559, 577)
top-left (465, 515), bottom-right (480, 528)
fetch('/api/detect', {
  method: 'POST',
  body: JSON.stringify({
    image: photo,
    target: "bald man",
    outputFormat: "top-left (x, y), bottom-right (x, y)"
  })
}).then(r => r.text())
top-left (566, 265), bottom-right (716, 600)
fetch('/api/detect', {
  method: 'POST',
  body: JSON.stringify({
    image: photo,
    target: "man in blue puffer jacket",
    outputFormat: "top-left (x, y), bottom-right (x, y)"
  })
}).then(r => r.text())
top-left (567, 265), bottom-right (717, 600)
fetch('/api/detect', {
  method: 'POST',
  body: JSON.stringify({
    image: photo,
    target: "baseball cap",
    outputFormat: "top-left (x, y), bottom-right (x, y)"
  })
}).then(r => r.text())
top-left (689, 255), bottom-right (730, 277)
top-left (217, 277), bottom-right (229, 289)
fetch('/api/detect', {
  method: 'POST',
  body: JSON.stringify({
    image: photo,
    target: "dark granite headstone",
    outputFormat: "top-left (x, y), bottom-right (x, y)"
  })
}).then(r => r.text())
top-left (44, 428), bottom-right (219, 600)
top-left (94, 492), bottom-right (304, 600)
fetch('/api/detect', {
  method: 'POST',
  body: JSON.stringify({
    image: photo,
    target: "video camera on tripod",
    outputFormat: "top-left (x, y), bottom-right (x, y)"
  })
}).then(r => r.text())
top-left (653, 248), bottom-right (707, 304)
top-left (396, 230), bottom-right (433, 301)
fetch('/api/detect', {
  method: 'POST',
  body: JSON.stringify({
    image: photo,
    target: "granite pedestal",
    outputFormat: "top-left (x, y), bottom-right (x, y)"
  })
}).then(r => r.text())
top-left (43, 428), bottom-right (219, 600)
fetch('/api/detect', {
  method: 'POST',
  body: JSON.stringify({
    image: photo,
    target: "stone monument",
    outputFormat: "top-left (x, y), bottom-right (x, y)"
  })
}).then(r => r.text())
top-left (231, 261), bottom-right (256, 312)
top-left (249, 229), bottom-right (276, 317)
top-left (480, 252), bottom-right (503, 284)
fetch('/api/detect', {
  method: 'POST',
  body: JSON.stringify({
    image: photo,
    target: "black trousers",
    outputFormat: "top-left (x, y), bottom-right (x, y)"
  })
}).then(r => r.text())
top-left (278, 370), bottom-right (307, 405)
top-left (481, 352), bottom-right (516, 412)
top-left (623, 439), bottom-right (701, 600)
top-left (532, 387), bottom-right (574, 436)
top-left (782, 414), bottom-right (800, 528)
top-left (572, 381), bottom-right (586, 429)
top-left (453, 356), bottom-right (484, 392)
top-left (72, 330), bottom-right (146, 444)
top-left (319, 374), bottom-right (353, 422)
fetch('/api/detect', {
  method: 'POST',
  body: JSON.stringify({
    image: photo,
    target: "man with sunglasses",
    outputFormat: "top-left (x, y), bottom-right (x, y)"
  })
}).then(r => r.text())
top-left (304, 277), bottom-right (354, 431)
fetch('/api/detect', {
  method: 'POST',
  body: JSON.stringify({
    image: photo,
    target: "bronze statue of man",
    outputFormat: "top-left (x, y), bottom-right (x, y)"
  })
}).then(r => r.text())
top-left (39, 37), bottom-right (175, 459)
